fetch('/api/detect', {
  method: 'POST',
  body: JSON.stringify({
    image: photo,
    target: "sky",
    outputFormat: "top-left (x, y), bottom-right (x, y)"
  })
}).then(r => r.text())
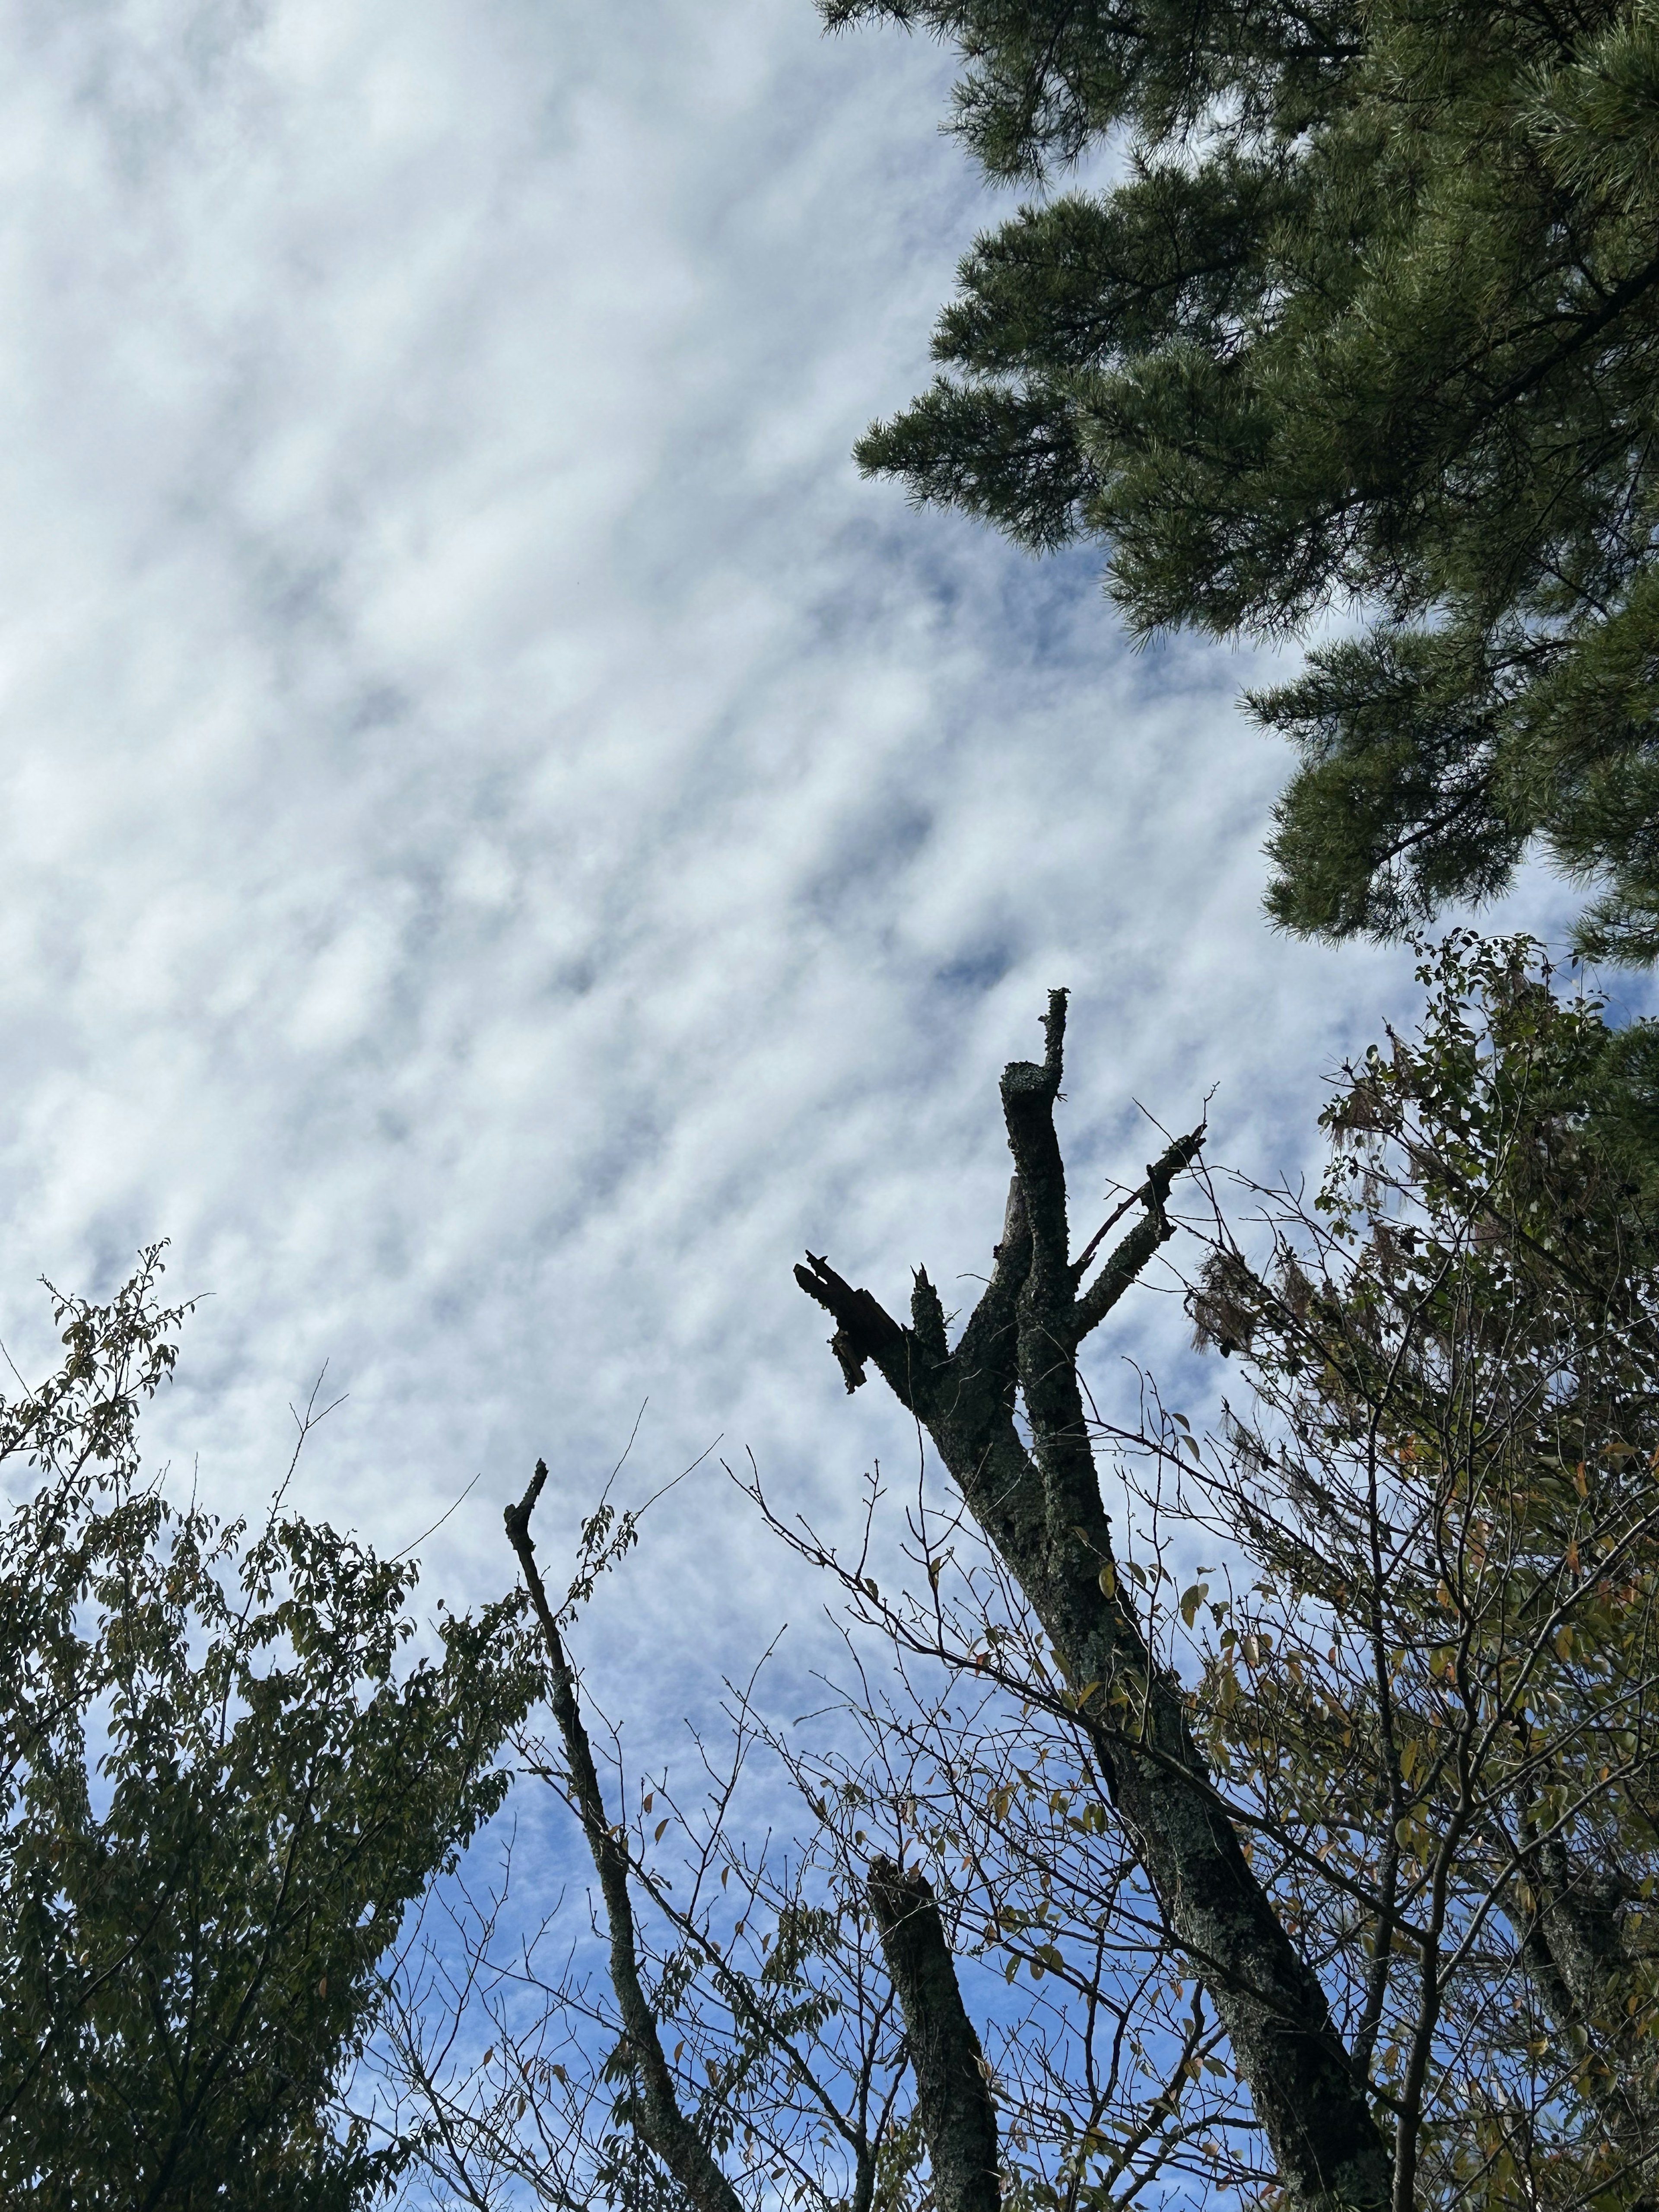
top-left (0, 0), bottom-right (1587, 1725)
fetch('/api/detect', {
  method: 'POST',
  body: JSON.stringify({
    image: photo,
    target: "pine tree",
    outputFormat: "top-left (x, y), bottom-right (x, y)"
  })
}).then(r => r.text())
top-left (827, 0), bottom-right (1659, 959)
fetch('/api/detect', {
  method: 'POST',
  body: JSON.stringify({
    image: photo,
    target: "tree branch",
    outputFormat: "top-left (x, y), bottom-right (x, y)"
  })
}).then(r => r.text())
top-left (1071, 1130), bottom-right (1205, 1346)
top-left (505, 1463), bottom-right (743, 2212)
top-left (795, 1255), bottom-right (919, 1406)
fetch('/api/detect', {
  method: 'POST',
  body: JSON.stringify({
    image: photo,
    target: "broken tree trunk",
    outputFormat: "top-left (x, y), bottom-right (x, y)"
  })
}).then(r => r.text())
top-left (866, 1857), bottom-right (1000, 2212)
top-left (796, 994), bottom-right (1390, 2212)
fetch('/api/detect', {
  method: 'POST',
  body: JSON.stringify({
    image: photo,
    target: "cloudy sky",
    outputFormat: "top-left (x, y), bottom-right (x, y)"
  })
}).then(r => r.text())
top-left (0, 0), bottom-right (1588, 1715)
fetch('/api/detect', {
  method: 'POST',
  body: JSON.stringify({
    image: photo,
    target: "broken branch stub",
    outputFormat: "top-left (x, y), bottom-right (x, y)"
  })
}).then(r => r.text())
top-left (866, 1857), bottom-right (1000, 2212)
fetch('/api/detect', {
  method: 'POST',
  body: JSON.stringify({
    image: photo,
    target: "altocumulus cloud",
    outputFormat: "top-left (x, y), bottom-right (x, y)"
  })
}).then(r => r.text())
top-left (0, 0), bottom-right (1568, 1708)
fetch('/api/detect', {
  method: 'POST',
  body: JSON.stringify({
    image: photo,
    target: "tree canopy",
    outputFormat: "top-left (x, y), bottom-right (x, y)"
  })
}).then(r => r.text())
top-left (826, 0), bottom-right (1659, 960)
top-left (0, 1249), bottom-right (540, 2209)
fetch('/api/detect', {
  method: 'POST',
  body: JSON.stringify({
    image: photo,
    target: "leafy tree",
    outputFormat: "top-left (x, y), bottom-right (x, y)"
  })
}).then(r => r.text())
top-left (1170, 934), bottom-right (1659, 2208)
top-left (0, 1247), bottom-right (540, 2210)
top-left (824, 0), bottom-right (1659, 959)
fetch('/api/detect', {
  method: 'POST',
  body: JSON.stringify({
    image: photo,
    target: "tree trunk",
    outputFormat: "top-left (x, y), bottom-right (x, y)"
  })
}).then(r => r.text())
top-left (797, 993), bottom-right (1390, 2212)
top-left (867, 1857), bottom-right (1000, 2212)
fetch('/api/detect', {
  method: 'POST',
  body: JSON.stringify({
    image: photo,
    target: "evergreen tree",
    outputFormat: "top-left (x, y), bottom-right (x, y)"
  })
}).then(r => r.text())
top-left (827, 0), bottom-right (1659, 959)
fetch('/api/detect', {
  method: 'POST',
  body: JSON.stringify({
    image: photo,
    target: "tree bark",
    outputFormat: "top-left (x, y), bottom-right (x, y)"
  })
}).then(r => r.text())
top-left (866, 1858), bottom-right (1000, 2212)
top-left (797, 993), bottom-right (1391, 2212)
top-left (1519, 1835), bottom-right (1659, 2198)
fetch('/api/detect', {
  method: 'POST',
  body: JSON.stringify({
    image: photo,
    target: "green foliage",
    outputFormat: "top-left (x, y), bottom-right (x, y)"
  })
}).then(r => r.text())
top-left (0, 1248), bottom-right (540, 2210)
top-left (1181, 936), bottom-right (1659, 2202)
top-left (830, 0), bottom-right (1659, 957)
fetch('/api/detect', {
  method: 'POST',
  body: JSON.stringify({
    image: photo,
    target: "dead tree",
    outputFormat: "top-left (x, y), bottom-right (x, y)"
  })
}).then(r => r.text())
top-left (507, 1463), bottom-right (744, 2212)
top-left (795, 992), bottom-right (1391, 2212)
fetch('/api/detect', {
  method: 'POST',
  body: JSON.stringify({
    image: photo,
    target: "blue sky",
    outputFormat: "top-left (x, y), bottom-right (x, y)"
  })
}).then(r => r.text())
top-left (0, 0), bottom-right (1584, 1723)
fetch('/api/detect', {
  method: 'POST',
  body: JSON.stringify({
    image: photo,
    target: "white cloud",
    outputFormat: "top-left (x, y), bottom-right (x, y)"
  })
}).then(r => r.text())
top-left (0, 0), bottom-right (1591, 1748)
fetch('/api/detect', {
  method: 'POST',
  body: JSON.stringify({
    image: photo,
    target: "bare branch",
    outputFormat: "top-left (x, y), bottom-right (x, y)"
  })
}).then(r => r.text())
top-left (505, 1462), bottom-right (744, 2212)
